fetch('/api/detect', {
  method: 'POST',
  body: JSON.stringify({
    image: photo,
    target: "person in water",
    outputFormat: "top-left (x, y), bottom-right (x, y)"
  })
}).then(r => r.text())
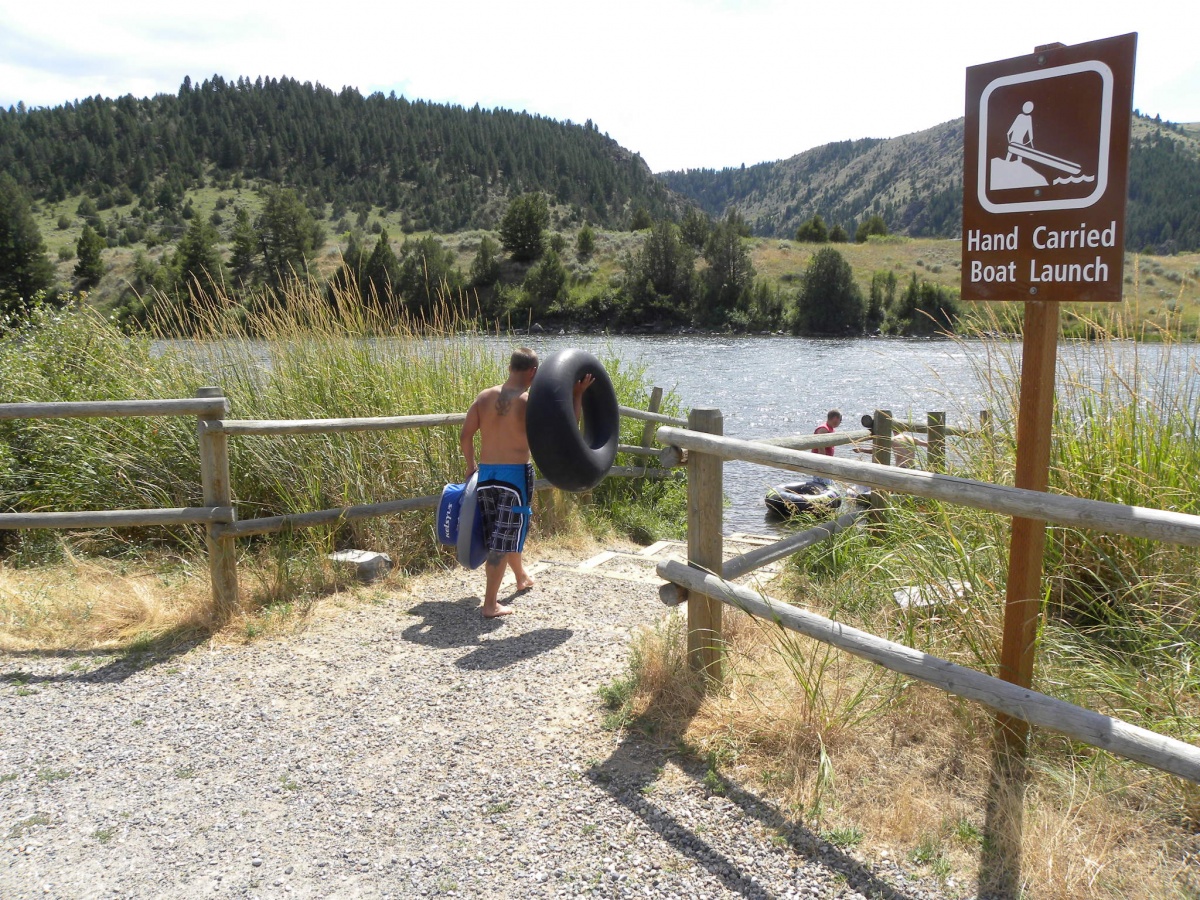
top-left (811, 409), bottom-right (842, 485)
top-left (459, 348), bottom-right (592, 618)
top-left (812, 409), bottom-right (842, 456)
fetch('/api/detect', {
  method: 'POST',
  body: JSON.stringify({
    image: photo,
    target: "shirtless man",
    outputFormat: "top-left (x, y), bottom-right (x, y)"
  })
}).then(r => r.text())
top-left (459, 348), bottom-right (592, 618)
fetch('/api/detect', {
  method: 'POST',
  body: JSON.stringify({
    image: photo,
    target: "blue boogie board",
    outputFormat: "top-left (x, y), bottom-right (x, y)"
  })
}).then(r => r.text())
top-left (436, 473), bottom-right (487, 569)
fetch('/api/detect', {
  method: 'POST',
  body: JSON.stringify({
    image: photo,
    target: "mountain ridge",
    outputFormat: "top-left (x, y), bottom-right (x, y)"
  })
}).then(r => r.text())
top-left (659, 115), bottom-right (1200, 252)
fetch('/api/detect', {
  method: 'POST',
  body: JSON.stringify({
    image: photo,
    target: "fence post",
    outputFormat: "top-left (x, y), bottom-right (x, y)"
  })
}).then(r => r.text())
top-left (196, 387), bottom-right (239, 622)
top-left (927, 411), bottom-right (946, 473)
top-left (639, 386), bottom-right (664, 476)
top-left (686, 407), bottom-right (724, 686)
top-left (869, 409), bottom-right (893, 525)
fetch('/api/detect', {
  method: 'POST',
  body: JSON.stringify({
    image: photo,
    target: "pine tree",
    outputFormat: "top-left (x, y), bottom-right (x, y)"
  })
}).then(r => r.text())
top-left (229, 206), bottom-right (258, 283)
top-left (173, 216), bottom-right (226, 299)
top-left (0, 174), bottom-right (57, 314)
top-left (74, 225), bottom-right (107, 288)
top-left (795, 215), bottom-right (829, 243)
top-left (575, 224), bottom-right (595, 260)
top-left (257, 188), bottom-right (324, 288)
top-left (792, 247), bottom-right (864, 335)
top-left (499, 193), bottom-right (549, 262)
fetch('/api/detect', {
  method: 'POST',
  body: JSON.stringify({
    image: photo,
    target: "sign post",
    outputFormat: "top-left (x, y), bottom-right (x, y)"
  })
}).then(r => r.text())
top-left (961, 33), bottom-right (1136, 896)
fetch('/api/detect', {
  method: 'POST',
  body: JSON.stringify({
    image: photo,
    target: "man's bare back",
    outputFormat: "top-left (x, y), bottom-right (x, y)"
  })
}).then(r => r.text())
top-left (463, 382), bottom-right (531, 470)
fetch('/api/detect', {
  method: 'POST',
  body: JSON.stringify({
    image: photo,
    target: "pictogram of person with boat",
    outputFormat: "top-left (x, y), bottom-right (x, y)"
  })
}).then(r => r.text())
top-left (990, 99), bottom-right (1092, 191)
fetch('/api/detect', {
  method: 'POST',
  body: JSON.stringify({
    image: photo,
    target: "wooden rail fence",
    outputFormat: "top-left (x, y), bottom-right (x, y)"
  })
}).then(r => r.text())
top-left (654, 406), bottom-right (1200, 897)
top-left (0, 388), bottom-right (684, 620)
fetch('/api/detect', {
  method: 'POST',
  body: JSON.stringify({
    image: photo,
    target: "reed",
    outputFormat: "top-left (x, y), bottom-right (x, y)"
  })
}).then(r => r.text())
top-left (0, 284), bottom-right (679, 645)
top-left (608, 311), bottom-right (1200, 897)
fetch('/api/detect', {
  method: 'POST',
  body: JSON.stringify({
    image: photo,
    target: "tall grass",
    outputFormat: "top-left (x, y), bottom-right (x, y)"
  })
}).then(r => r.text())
top-left (0, 282), bottom-right (683, 642)
top-left (606, 311), bottom-right (1200, 897)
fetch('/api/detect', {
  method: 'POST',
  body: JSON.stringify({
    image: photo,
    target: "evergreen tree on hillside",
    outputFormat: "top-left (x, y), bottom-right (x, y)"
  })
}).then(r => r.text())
top-left (791, 247), bottom-right (863, 335)
top-left (575, 224), bottom-right (595, 260)
top-left (680, 207), bottom-right (711, 250)
top-left (469, 236), bottom-right (502, 288)
top-left (229, 206), bottom-right (258, 283)
top-left (499, 193), bottom-right (550, 262)
top-left (795, 215), bottom-right (829, 243)
top-left (173, 216), bottom-right (226, 300)
top-left (363, 230), bottom-right (401, 304)
top-left (698, 214), bottom-right (755, 325)
top-left (886, 273), bottom-right (958, 336)
top-left (623, 220), bottom-right (696, 324)
top-left (395, 236), bottom-right (463, 316)
top-left (74, 225), bottom-right (107, 289)
top-left (257, 188), bottom-right (324, 288)
top-left (523, 249), bottom-right (569, 313)
top-left (855, 214), bottom-right (889, 242)
top-left (0, 174), bottom-right (57, 314)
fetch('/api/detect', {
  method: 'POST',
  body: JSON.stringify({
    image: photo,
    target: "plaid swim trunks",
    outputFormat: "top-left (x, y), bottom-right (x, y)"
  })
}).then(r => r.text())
top-left (476, 463), bottom-right (534, 554)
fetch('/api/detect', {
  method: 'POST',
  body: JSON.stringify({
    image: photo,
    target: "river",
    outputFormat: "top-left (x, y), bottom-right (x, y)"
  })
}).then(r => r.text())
top-left (485, 334), bottom-right (1000, 534)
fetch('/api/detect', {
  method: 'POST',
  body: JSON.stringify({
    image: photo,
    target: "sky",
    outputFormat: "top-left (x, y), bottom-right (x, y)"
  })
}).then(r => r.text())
top-left (1, 1), bottom-right (1197, 174)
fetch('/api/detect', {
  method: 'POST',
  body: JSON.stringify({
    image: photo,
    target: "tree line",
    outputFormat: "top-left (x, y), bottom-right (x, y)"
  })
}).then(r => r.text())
top-left (1, 173), bottom-right (957, 338)
top-left (0, 76), bottom-right (677, 234)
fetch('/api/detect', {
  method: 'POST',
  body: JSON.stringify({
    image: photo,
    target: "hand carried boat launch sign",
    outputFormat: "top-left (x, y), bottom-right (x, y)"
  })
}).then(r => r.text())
top-left (961, 33), bottom-right (1137, 302)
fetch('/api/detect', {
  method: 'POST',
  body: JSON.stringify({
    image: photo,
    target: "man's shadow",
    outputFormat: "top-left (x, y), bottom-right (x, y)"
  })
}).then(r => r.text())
top-left (401, 594), bottom-right (571, 671)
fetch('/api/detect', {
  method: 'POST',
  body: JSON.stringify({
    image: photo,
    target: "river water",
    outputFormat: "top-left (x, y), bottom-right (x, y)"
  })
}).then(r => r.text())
top-left (486, 335), bottom-right (1001, 534)
top-left (166, 332), bottom-right (1193, 536)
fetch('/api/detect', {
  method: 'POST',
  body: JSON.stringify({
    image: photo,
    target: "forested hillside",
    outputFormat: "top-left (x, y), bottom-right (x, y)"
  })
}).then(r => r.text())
top-left (0, 75), bottom-right (678, 232)
top-left (661, 115), bottom-right (1200, 252)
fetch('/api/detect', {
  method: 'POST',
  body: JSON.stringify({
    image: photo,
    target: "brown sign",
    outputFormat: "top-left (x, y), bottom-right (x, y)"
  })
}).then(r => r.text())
top-left (961, 33), bottom-right (1137, 302)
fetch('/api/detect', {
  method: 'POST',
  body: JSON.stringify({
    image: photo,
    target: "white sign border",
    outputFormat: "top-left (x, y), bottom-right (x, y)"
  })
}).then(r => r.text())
top-left (977, 60), bottom-right (1114, 214)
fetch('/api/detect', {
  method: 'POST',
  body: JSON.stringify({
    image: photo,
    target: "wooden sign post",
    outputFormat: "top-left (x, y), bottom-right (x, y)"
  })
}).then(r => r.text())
top-left (961, 33), bottom-right (1136, 896)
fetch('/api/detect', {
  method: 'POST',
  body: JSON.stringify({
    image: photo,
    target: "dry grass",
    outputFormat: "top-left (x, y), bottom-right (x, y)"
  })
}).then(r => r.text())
top-left (613, 604), bottom-right (1200, 899)
top-left (0, 548), bottom-right (214, 651)
top-left (0, 505), bottom-right (607, 653)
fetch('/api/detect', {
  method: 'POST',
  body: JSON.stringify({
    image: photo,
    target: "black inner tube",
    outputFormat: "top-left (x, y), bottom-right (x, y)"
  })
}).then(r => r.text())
top-left (526, 349), bottom-right (619, 492)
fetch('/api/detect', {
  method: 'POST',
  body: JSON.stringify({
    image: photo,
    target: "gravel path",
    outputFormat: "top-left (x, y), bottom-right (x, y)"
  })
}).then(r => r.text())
top-left (2, 544), bottom-right (965, 899)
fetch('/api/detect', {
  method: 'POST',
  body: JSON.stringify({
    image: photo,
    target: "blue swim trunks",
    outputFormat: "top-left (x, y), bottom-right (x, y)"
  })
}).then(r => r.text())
top-left (476, 463), bottom-right (534, 554)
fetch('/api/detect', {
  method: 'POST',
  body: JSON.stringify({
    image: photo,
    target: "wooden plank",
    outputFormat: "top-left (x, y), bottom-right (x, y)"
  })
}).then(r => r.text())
top-left (222, 477), bottom-right (560, 537)
top-left (653, 426), bottom-right (1200, 548)
top-left (616, 444), bottom-right (662, 458)
top-left (210, 412), bottom-right (466, 436)
top-left (723, 510), bottom-right (865, 580)
top-left (0, 507), bottom-right (234, 529)
top-left (869, 409), bottom-right (893, 525)
top-left (0, 397), bottom-right (228, 420)
top-left (658, 560), bottom-right (1200, 785)
top-left (687, 408), bottom-right (724, 683)
top-left (619, 405), bottom-right (688, 427)
top-left (755, 428), bottom-right (871, 451)
top-left (659, 511), bottom-right (863, 606)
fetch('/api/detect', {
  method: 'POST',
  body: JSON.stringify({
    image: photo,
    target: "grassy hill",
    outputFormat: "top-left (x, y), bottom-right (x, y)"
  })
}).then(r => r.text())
top-left (661, 114), bottom-right (1200, 254)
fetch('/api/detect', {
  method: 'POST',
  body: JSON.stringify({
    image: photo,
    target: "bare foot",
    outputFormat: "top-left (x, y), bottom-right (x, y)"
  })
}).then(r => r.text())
top-left (515, 576), bottom-right (536, 592)
top-left (482, 602), bottom-right (514, 618)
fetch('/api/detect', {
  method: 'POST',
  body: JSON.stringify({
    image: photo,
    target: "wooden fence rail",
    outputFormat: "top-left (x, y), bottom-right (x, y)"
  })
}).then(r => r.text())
top-left (655, 426), bottom-right (1200, 548)
top-left (659, 560), bottom-right (1200, 785)
top-left (0, 507), bottom-right (234, 530)
top-left (0, 387), bottom-right (676, 617)
top-left (0, 398), bottom-right (227, 420)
